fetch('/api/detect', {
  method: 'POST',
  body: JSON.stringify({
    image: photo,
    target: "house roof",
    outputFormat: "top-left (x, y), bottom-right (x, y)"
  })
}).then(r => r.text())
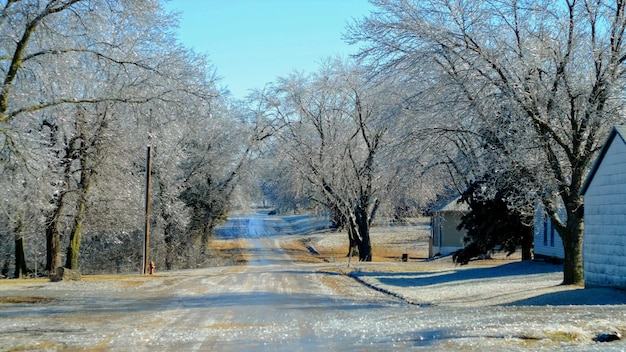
top-left (580, 125), bottom-right (626, 195)
top-left (435, 196), bottom-right (470, 212)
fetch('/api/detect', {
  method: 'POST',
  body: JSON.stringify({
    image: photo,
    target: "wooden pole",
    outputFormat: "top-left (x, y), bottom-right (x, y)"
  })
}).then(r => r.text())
top-left (143, 145), bottom-right (152, 275)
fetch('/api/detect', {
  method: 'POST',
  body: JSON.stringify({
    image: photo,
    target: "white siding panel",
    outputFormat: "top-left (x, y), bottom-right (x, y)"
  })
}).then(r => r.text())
top-left (583, 135), bottom-right (626, 289)
top-left (533, 202), bottom-right (566, 259)
top-left (588, 223), bottom-right (626, 235)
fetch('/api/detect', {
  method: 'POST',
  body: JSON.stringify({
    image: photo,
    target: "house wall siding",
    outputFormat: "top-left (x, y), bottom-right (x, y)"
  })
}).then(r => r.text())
top-left (583, 136), bottom-right (626, 288)
top-left (441, 212), bottom-right (465, 247)
top-left (430, 209), bottom-right (466, 257)
top-left (533, 204), bottom-right (565, 259)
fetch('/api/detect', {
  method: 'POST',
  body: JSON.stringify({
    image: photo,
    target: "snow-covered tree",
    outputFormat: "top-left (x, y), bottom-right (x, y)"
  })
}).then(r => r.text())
top-left (0, 0), bottom-right (245, 275)
top-left (260, 60), bottom-right (400, 261)
top-left (349, 0), bottom-right (626, 284)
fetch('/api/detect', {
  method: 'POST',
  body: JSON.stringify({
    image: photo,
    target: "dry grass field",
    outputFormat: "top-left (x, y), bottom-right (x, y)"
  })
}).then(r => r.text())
top-left (208, 238), bottom-right (249, 265)
top-left (207, 218), bottom-right (433, 265)
top-left (284, 221), bottom-right (432, 264)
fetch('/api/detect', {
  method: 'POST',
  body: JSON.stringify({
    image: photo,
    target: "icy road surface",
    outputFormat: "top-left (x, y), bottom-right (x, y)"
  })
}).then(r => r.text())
top-left (1, 213), bottom-right (626, 351)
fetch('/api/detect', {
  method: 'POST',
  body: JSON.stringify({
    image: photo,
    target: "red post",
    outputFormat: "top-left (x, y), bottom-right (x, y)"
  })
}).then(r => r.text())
top-left (149, 261), bottom-right (155, 275)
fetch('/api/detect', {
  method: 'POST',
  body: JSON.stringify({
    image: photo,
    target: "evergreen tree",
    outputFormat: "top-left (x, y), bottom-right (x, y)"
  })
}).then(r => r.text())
top-left (455, 171), bottom-right (533, 264)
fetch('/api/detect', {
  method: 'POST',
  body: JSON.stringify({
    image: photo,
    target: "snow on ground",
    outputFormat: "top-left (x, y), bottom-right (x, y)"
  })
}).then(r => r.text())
top-left (304, 227), bottom-right (626, 349)
top-left (344, 260), bottom-right (626, 307)
top-left (303, 221), bottom-right (626, 308)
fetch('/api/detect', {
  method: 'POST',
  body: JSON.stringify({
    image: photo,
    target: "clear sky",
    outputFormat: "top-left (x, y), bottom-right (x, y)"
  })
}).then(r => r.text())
top-left (163, 0), bottom-right (374, 99)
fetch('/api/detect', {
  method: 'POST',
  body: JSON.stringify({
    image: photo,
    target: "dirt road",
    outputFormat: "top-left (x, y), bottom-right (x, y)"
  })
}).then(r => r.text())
top-left (0, 214), bottom-right (406, 351)
top-left (1, 213), bottom-right (626, 351)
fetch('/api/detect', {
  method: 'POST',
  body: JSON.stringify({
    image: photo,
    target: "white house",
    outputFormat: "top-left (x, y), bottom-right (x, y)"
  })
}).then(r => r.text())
top-left (580, 125), bottom-right (626, 289)
top-left (430, 197), bottom-right (469, 257)
top-left (533, 202), bottom-right (565, 261)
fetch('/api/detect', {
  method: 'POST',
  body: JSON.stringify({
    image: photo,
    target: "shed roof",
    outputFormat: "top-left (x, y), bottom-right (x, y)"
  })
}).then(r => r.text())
top-left (435, 196), bottom-right (470, 212)
top-left (580, 125), bottom-right (626, 195)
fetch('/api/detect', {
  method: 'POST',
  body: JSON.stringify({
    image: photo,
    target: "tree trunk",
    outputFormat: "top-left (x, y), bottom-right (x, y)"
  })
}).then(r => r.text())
top-left (561, 214), bottom-right (584, 285)
top-left (45, 205), bottom-right (63, 273)
top-left (346, 225), bottom-right (358, 257)
top-left (65, 143), bottom-right (94, 270)
top-left (355, 206), bottom-right (372, 262)
top-left (201, 211), bottom-right (213, 255)
top-left (521, 230), bottom-right (533, 261)
top-left (357, 237), bottom-right (372, 261)
top-left (65, 197), bottom-right (87, 270)
top-left (14, 237), bottom-right (27, 278)
top-left (547, 189), bottom-right (585, 285)
top-left (46, 154), bottom-right (73, 273)
top-left (158, 177), bottom-right (176, 270)
top-left (13, 216), bottom-right (27, 278)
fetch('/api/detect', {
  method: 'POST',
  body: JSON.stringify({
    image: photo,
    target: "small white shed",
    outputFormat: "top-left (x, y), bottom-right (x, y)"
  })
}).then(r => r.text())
top-left (430, 197), bottom-right (469, 258)
top-left (581, 125), bottom-right (626, 289)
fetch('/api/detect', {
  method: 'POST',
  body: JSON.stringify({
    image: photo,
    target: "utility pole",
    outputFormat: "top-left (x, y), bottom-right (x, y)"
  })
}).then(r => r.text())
top-left (143, 145), bottom-right (152, 275)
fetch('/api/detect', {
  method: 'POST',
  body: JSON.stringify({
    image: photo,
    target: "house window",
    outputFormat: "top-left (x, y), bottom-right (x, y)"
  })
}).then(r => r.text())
top-left (550, 225), bottom-right (555, 247)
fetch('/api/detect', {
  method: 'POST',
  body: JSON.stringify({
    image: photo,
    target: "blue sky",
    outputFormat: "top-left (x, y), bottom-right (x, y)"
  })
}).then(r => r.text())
top-left (163, 0), bottom-right (374, 99)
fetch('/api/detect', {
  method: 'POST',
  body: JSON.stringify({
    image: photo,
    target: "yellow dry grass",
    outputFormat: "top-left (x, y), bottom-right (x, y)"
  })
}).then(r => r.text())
top-left (82, 274), bottom-right (166, 289)
top-left (4, 341), bottom-right (67, 352)
top-left (319, 275), bottom-right (355, 296)
top-left (209, 238), bottom-right (246, 251)
top-left (288, 253), bottom-right (326, 263)
top-left (279, 238), bottom-right (309, 252)
top-left (299, 240), bottom-right (426, 263)
top-left (0, 278), bottom-right (48, 286)
top-left (281, 238), bottom-right (417, 263)
top-left (302, 223), bottom-right (431, 264)
top-left (209, 238), bottom-right (249, 265)
top-left (0, 296), bottom-right (54, 304)
top-left (73, 341), bottom-right (111, 352)
top-left (0, 275), bottom-right (172, 292)
top-left (279, 238), bottom-right (326, 263)
top-left (24, 340), bottom-right (110, 352)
